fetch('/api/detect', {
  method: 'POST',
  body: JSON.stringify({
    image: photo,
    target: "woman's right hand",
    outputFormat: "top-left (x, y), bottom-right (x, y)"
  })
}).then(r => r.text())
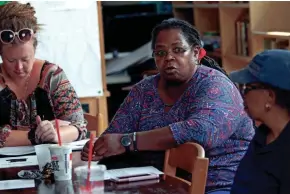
top-left (35, 116), bottom-right (71, 144)
top-left (35, 116), bottom-right (58, 144)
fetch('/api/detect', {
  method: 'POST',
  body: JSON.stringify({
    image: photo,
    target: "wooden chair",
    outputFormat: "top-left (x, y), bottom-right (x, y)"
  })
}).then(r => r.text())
top-left (84, 113), bottom-right (104, 137)
top-left (163, 142), bottom-right (209, 194)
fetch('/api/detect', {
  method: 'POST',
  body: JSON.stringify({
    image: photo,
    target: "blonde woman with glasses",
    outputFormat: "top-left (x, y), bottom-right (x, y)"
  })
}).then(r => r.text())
top-left (0, 2), bottom-right (87, 147)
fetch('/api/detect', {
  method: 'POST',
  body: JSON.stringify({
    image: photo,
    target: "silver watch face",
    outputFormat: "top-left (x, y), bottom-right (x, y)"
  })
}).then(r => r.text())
top-left (121, 136), bottom-right (131, 147)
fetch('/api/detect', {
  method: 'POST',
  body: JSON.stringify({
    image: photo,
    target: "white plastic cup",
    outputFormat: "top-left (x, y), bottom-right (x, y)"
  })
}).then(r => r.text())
top-left (35, 144), bottom-right (54, 171)
top-left (37, 181), bottom-right (55, 194)
top-left (74, 165), bottom-right (106, 194)
top-left (55, 180), bottom-right (74, 194)
top-left (49, 145), bottom-right (72, 181)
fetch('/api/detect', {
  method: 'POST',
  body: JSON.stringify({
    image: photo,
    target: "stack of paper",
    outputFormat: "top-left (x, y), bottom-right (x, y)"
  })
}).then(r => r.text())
top-left (0, 146), bottom-right (35, 156)
top-left (0, 139), bottom-right (90, 156)
top-left (0, 179), bottom-right (35, 190)
top-left (63, 139), bottom-right (90, 151)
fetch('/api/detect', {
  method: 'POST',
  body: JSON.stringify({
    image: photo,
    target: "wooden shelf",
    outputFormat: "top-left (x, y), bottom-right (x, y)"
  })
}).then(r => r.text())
top-left (172, 4), bottom-right (193, 9)
top-left (193, 4), bottom-right (219, 8)
top-left (250, 2), bottom-right (290, 33)
top-left (252, 31), bottom-right (290, 39)
top-left (225, 54), bottom-right (251, 63)
top-left (173, 3), bottom-right (249, 9)
top-left (220, 3), bottom-right (249, 8)
top-left (172, 1), bottom-right (290, 74)
top-left (222, 55), bottom-right (250, 73)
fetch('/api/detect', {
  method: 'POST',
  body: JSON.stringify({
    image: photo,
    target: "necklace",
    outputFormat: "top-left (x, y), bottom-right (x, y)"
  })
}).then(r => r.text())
top-left (17, 74), bottom-right (31, 123)
top-left (23, 74), bottom-right (30, 99)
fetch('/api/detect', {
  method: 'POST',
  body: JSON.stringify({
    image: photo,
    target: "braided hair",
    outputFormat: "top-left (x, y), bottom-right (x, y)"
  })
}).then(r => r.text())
top-left (0, 2), bottom-right (40, 49)
top-left (151, 18), bottom-right (228, 77)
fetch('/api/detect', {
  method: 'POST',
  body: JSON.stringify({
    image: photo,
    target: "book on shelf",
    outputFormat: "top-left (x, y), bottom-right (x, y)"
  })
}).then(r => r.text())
top-left (235, 10), bottom-right (250, 57)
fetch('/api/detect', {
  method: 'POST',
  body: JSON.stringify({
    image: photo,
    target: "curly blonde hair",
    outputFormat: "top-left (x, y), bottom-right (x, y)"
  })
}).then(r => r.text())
top-left (0, 2), bottom-right (40, 49)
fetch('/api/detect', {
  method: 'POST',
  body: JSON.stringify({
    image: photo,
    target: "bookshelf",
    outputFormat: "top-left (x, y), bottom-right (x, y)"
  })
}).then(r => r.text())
top-left (172, 1), bottom-right (290, 73)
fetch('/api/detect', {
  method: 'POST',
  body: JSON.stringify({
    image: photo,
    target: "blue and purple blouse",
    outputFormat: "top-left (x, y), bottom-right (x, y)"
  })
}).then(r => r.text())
top-left (104, 65), bottom-right (255, 191)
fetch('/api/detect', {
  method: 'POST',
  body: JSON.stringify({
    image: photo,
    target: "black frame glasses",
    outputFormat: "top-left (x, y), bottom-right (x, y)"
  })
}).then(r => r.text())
top-left (239, 84), bottom-right (268, 95)
top-left (152, 45), bottom-right (194, 58)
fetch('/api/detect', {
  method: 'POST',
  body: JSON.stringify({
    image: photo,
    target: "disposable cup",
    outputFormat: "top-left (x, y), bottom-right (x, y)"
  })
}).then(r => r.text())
top-left (55, 180), bottom-right (74, 194)
top-left (35, 144), bottom-right (54, 171)
top-left (37, 181), bottom-right (55, 194)
top-left (74, 165), bottom-right (106, 194)
top-left (37, 180), bottom-right (74, 194)
top-left (49, 145), bottom-right (72, 181)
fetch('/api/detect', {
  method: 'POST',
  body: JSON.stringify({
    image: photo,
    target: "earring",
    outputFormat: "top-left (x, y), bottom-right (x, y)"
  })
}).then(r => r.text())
top-left (265, 103), bottom-right (271, 111)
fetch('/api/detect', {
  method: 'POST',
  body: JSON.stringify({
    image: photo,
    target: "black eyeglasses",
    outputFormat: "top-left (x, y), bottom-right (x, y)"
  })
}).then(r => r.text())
top-left (152, 46), bottom-right (192, 58)
top-left (239, 84), bottom-right (268, 95)
top-left (0, 28), bottom-right (34, 44)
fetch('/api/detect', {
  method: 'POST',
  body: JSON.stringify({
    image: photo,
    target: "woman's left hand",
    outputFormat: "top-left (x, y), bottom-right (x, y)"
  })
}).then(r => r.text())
top-left (81, 134), bottom-right (125, 161)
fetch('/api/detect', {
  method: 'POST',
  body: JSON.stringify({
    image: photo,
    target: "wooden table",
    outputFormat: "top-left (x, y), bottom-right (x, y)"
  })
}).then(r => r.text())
top-left (0, 152), bottom-right (189, 193)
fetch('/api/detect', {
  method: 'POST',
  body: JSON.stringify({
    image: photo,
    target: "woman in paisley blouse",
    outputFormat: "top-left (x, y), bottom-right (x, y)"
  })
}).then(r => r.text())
top-left (82, 18), bottom-right (254, 193)
top-left (0, 2), bottom-right (87, 147)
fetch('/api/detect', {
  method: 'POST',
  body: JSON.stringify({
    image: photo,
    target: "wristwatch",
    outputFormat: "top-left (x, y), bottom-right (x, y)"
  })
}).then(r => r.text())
top-left (120, 134), bottom-right (132, 153)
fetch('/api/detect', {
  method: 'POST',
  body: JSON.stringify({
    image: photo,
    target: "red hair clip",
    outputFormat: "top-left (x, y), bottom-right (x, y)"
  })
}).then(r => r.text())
top-left (198, 48), bottom-right (206, 60)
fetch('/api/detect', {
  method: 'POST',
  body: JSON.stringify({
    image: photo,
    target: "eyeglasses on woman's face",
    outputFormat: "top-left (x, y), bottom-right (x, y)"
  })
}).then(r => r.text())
top-left (239, 84), bottom-right (268, 96)
top-left (152, 45), bottom-right (192, 59)
top-left (0, 28), bottom-right (34, 44)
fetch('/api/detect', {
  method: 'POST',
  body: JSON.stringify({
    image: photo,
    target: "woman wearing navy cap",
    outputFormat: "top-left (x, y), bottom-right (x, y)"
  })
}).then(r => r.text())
top-left (230, 49), bottom-right (290, 194)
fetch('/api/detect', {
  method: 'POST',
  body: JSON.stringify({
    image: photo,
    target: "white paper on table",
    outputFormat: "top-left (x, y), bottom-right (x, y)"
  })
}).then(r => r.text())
top-left (0, 179), bottom-right (35, 190)
top-left (0, 155), bottom-right (38, 169)
top-left (63, 139), bottom-right (91, 151)
top-left (0, 146), bottom-right (35, 156)
top-left (0, 139), bottom-right (91, 156)
top-left (104, 166), bottom-right (164, 180)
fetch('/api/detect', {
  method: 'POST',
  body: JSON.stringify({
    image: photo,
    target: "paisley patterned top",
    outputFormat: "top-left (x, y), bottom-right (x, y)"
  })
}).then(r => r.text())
top-left (0, 61), bottom-right (87, 146)
top-left (104, 65), bottom-right (255, 192)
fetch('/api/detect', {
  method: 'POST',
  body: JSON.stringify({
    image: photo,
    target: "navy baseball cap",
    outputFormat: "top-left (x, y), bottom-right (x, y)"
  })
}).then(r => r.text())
top-left (229, 49), bottom-right (290, 91)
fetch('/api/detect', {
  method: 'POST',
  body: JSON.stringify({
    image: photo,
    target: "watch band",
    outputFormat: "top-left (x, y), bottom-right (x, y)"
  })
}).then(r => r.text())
top-left (28, 128), bottom-right (37, 145)
top-left (133, 132), bottom-right (138, 152)
top-left (124, 144), bottom-right (130, 152)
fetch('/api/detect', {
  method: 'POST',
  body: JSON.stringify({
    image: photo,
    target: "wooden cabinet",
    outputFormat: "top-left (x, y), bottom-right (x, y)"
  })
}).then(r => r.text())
top-left (172, 1), bottom-right (290, 73)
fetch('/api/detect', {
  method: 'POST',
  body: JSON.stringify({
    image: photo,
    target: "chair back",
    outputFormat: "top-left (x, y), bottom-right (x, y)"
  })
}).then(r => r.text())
top-left (84, 113), bottom-right (104, 136)
top-left (163, 142), bottom-right (209, 194)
